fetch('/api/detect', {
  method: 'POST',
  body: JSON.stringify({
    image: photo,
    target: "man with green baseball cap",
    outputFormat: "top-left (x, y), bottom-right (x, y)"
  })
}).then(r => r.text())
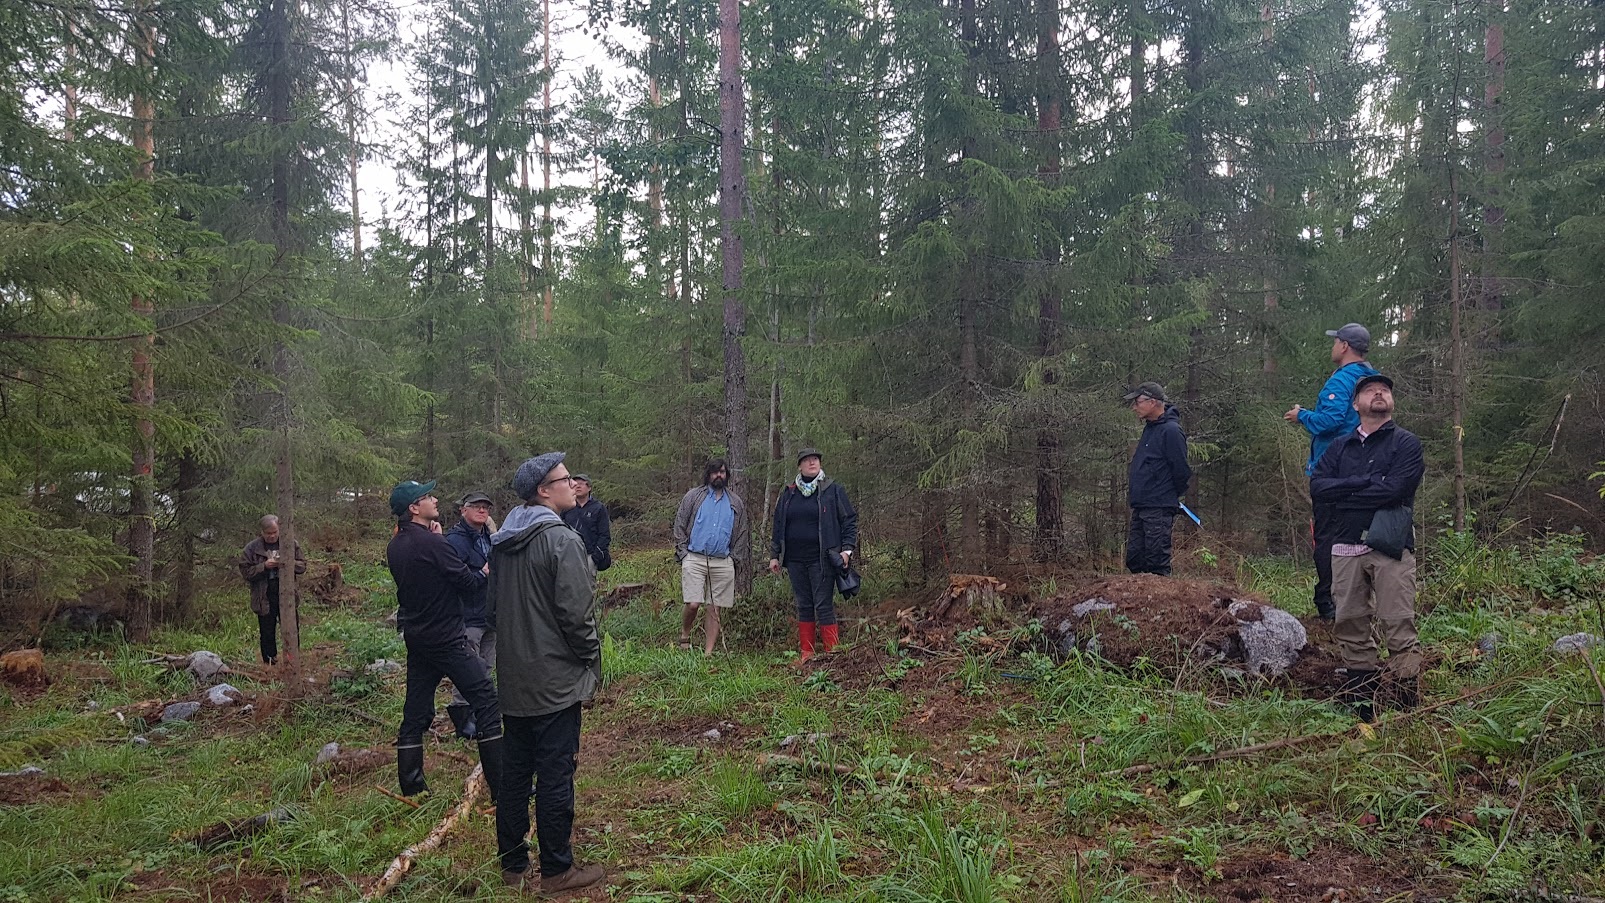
top-left (385, 478), bottom-right (503, 801)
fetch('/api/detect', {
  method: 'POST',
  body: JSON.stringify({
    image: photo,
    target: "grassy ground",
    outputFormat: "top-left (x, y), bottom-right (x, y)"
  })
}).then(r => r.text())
top-left (1, 535), bottom-right (1603, 902)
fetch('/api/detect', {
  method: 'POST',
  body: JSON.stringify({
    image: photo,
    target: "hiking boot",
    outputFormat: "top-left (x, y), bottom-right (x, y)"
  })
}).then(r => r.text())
top-left (502, 869), bottom-right (537, 893)
top-left (1339, 669), bottom-right (1379, 724)
top-left (541, 863), bottom-right (605, 895)
top-left (1313, 596), bottom-right (1336, 623)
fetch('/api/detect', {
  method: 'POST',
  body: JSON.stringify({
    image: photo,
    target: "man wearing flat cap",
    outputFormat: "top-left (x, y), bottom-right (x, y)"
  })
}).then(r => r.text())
top-left (768, 448), bottom-right (857, 664)
top-left (443, 491), bottom-right (496, 740)
top-left (488, 452), bottom-right (605, 894)
top-left (673, 459), bottom-right (749, 655)
top-left (385, 480), bottom-right (503, 801)
top-left (560, 474), bottom-right (612, 572)
top-left (1123, 383), bottom-right (1193, 576)
top-left (1310, 374), bottom-right (1425, 722)
top-left (1285, 323), bottom-right (1378, 621)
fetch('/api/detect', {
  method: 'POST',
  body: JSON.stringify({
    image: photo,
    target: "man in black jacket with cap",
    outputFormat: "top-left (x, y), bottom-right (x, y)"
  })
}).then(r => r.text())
top-left (1310, 374), bottom-right (1425, 721)
top-left (386, 479), bottom-right (503, 801)
top-left (1123, 382), bottom-right (1193, 576)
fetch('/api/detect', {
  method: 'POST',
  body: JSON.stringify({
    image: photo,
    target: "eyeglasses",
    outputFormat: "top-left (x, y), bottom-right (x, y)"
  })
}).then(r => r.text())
top-left (541, 475), bottom-right (576, 487)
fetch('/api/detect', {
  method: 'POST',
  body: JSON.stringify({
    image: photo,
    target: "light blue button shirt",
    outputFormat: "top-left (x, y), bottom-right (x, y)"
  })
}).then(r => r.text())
top-left (688, 491), bottom-right (734, 557)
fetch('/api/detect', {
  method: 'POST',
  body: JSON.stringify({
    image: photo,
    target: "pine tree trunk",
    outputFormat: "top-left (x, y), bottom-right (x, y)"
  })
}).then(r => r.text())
top-left (1033, 0), bottom-right (1063, 562)
top-left (172, 451), bottom-right (199, 618)
top-left (718, 0), bottom-right (749, 585)
top-left (343, 0), bottom-right (361, 262)
top-left (541, 0), bottom-right (554, 330)
top-left (1481, 11), bottom-right (1504, 329)
top-left (127, 2), bottom-right (158, 641)
top-left (1448, 168), bottom-right (1467, 531)
top-left (267, 0), bottom-right (299, 665)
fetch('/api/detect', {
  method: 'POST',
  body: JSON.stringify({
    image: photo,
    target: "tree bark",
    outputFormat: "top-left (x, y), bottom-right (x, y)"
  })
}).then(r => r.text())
top-left (718, 0), bottom-right (750, 584)
top-left (1481, 8), bottom-right (1504, 327)
top-left (1033, 0), bottom-right (1063, 561)
top-left (267, 0), bottom-right (300, 664)
top-left (541, 0), bottom-right (554, 330)
top-left (343, 0), bottom-right (361, 262)
top-left (127, 0), bottom-right (157, 641)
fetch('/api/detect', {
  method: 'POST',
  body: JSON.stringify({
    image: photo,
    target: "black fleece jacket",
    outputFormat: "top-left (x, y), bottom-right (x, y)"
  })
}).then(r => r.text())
top-left (1128, 406), bottom-right (1193, 509)
top-left (1309, 420), bottom-right (1425, 549)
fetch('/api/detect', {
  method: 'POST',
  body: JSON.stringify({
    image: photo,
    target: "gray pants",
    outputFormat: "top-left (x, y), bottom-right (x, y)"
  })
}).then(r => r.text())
top-left (1332, 550), bottom-right (1421, 677)
top-left (450, 626), bottom-right (497, 706)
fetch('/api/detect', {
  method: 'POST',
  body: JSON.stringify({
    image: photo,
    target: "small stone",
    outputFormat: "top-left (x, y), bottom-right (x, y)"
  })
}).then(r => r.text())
top-left (161, 701), bottom-right (202, 723)
top-left (130, 736), bottom-right (151, 747)
top-left (0, 766), bottom-right (44, 778)
top-left (701, 729), bottom-right (721, 741)
top-left (1476, 633), bottom-right (1500, 655)
top-left (186, 651), bottom-right (227, 683)
top-left (315, 742), bottom-right (340, 765)
top-left (1552, 633), bottom-right (1601, 656)
top-left (205, 684), bottom-right (242, 706)
top-left (366, 659), bottom-right (403, 675)
top-left (85, 700), bottom-right (101, 712)
top-left (239, 704), bottom-right (255, 715)
top-left (1071, 598), bottom-right (1117, 618)
top-left (1056, 618), bottom-right (1074, 635)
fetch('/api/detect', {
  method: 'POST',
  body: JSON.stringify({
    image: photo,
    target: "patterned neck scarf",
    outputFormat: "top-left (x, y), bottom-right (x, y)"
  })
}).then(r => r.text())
top-left (796, 471), bottom-right (825, 497)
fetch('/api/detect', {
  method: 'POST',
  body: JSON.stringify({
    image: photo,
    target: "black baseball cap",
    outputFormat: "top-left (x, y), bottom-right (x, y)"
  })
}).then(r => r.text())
top-left (1352, 373), bottom-right (1393, 399)
top-left (1122, 382), bottom-right (1169, 403)
top-left (1325, 323), bottom-right (1371, 353)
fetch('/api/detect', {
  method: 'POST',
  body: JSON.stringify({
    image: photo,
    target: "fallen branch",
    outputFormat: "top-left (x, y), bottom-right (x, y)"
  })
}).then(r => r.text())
top-left (373, 785), bottom-right (420, 809)
top-left (364, 764), bottom-right (484, 900)
top-left (757, 753), bottom-right (854, 776)
top-left (190, 806), bottom-right (292, 850)
top-left (1577, 654), bottom-right (1605, 735)
top-left (1112, 669), bottom-right (1546, 778)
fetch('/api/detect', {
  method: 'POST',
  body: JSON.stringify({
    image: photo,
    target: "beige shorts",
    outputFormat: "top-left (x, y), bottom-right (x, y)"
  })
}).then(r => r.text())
top-left (681, 553), bottom-right (736, 608)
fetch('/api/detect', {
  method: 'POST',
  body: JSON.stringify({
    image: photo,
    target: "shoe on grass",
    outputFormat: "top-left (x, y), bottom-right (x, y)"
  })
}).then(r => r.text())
top-left (540, 862), bottom-right (605, 895)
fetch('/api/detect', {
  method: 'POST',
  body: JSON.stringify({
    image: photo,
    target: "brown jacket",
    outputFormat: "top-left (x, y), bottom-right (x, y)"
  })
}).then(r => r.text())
top-left (238, 537), bottom-right (307, 615)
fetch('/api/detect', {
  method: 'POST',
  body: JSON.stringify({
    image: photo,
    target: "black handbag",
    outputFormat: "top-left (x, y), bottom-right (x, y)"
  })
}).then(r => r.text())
top-left (1363, 505), bottom-right (1413, 560)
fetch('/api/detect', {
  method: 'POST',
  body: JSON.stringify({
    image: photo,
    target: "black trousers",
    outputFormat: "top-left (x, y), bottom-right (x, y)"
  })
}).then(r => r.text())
top-left (255, 592), bottom-right (297, 664)
top-left (786, 559), bottom-right (837, 625)
top-left (1312, 502), bottom-right (1339, 611)
top-left (498, 703), bottom-right (582, 876)
top-left (396, 636), bottom-right (503, 747)
top-left (1125, 507), bottom-right (1177, 576)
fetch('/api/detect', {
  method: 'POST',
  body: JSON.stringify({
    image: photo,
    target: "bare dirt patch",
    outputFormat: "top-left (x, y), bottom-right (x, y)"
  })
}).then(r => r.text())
top-left (1200, 845), bottom-right (1452, 902)
top-left (0, 771), bottom-right (76, 805)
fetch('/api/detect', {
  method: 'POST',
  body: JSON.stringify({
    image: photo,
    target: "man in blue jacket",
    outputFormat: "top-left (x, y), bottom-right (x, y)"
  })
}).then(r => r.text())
top-left (1123, 383), bottom-right (1193, 576)
top-left (1285, 323), bottom-right (1378, 621)
top-left (443, 490), bottom-right (496, 740)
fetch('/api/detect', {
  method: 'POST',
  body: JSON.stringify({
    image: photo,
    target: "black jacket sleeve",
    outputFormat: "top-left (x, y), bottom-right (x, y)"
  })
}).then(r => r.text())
top-left (436, 535), bottom-right (486, 590)
top-left (770, 491), bottom-right (788, 559)
top-left (1336, 432), bottom-right (1425, 510)
top-left (835, 485), bottom-right (859, 550)
top-left (1164, 423), bottom-right (1193, 499)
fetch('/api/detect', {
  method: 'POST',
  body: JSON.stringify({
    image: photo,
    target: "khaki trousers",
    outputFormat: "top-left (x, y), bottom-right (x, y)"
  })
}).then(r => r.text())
top-left (1332, 549), bottom-right (1421, 677)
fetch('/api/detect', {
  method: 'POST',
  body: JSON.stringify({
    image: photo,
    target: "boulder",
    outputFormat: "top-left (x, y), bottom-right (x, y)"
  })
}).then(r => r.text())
top-left (205, 684), bottom-right (243, 706)
top-left (161, 701), bottom-right (202, 723)
top-left (1552, 633), bottom-right (1601, 656)
top-left (185, 651), bottom-right (227, 683)
top-left (1222, 600), bottom-right (1307, 677)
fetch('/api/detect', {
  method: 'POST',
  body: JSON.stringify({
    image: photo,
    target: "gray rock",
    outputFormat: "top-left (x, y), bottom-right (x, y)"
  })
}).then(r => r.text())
top-left (130, 736), bottom-right (150, 747)
top-left (205, 684), bottom-right (242, 706)
top-left (1476, 633), bottom-right (1500, 656)
top-left (315, 742), bottom-right (340, 765)
top-left (1552, 633), bottom-right (1601, 656)
top-left (85, 700), bottom-right (101, 712)
top-left (779, 732), bottom-right (831, 749)
top-left (701, 729), bottom-right (722, 741)
top-left (161, 701), bottom-right (202, 723)
top-left (366, 659), bottom-right (403, 675)
top-left (1071, 597), bottom-right (1117, 618)
top-left (1227, 600), bottom-right (1307, 676)
top-left (186, 651), bottom-right (227, 683)
top-left (0, 766), bottom-right (44, 778)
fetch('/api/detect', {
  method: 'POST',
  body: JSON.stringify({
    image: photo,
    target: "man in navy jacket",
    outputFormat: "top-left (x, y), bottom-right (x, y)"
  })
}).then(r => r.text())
top-left (1286, 323), bottom-right (1379, 620)
top-left (443, 490), bottom-right (496, 740)
top-left (1123, 382), bottom-right (1193, 576)
top-left (1310, 374), bottom-right (1425, 720)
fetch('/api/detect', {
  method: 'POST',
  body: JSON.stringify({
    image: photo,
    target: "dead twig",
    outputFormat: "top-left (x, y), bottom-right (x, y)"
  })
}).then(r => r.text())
top-left (373, 785), bottom-right (420, 809)
top-left (1577, 654), bottom-right (1605, 735)
top-left (364, 764), bottom-right (485, 900)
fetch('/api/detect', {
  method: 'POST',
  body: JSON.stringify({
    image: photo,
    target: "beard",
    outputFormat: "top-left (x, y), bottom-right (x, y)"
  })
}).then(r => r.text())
top-left (710, 476), bottom-right (727, 490)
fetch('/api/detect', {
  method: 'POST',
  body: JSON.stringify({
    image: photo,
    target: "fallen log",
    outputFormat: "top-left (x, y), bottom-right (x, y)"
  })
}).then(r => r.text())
top-left (190, 806), bottom-right (293, 851)
top-left (364, 764), bottom-right (485, 900)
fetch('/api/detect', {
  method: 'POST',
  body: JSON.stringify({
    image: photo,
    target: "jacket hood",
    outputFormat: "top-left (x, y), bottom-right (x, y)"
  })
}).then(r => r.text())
top-left (1149, 405), bottom-right (1182, 427)
top-left (492, 504), bottom-right (563, 547)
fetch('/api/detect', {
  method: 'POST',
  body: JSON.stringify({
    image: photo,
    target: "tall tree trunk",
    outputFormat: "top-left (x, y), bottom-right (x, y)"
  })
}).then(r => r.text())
top-left (541, 0), bottom-right (554, 329)
top-left (1260, 1), bottom-right (1278, 377)
top-left (127, 1), bottom-right (158, 640)
top-left (1448, 168), bottom-right (1467, 531)
top-left (1481, 6), bottom-right (1504, 326)
top-left (956, 0), bottom-right (982, 568)
top-left (172, 451), bottom-right (199, 618)
top-left (1033, 0), bottom-right (1063, 561)
top-left (343, 0), bottom-right (361, 261)
top-left (267, 0), bottom-right (299, 664)
top-left (718, 0), bottom-right (749, 582)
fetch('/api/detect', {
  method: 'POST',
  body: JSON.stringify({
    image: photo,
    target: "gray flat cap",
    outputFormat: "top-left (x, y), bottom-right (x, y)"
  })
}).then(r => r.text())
top-left (513, 451), bottom-right (566, 500)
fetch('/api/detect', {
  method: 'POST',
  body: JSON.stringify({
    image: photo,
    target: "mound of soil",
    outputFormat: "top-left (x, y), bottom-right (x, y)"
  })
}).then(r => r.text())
top-left (1032, 574), bottom-right (1245, 665)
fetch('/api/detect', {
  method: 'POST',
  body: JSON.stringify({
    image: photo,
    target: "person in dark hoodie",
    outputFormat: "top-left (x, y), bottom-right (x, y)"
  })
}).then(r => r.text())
top-left (1285, 323), bottom-right (1379, 621)
top-left (768, 448), bottom-right (858, 664)
top-left (487, 452), bottom-right (605, 895)
top-left (385, 480), bottom-right (503, 802)
top-left (442, 490), bottom-right (496, 740)
top-left (1123, 383), bottom-right (1193, 576)
top-left (1310, 374), bottom-right (1424, 722)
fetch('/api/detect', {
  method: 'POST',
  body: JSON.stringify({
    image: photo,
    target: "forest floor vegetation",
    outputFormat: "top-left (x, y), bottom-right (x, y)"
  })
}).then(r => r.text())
top-left (1, 532), bottom-right (1604, 901)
